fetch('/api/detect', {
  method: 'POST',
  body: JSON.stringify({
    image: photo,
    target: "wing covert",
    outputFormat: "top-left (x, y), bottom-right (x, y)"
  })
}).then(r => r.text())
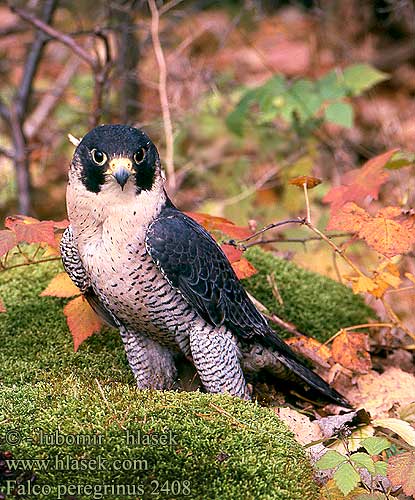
top-left (145, 205), bottom-right (268, 339)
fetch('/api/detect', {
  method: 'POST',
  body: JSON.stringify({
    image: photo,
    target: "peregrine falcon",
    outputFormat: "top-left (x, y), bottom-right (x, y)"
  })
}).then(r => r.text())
top-left (61, 124), bottom-right (348, 406)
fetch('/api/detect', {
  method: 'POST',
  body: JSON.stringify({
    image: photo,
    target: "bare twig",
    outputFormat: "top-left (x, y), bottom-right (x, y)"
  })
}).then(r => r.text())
top-left (6, 0), bottom-right (58, 214)
top-left (243, 233), bottom-right (351, 249)
top-left (0, 146), bottom-right (14, 159)
top-left (12, 6), bottom-right (95, 67)
top-left (12, 4), bottom-right (112, 128)
top-left (24, 56), bottom-right (81, 140)
top-left (226, 218), bottom-right (305, 248)
top-left (148, 0), bottom-right (176, 192)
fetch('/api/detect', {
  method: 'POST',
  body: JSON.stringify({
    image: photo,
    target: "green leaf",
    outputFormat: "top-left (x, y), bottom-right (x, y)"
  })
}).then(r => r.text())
top-left (343, 63), bottom-right (389, 96)
top-left (315, 450), bottom-right (346, 470)
top-left (226, 88), bottom-right (261, 135)
top-left (333, 462), bottom-right (360, 495)
top-left (361, 437), bottom-right (391, 455)
top-left (324, 101), bottom-right (354, 128)
top-left (351, 452), bottom-right (376, 475)
top-left (374, 460), bottom-right (387, 476)
top-left (373, 418), bottom-right (415, 447)
top-left (385, 151), bottom-right (415, 170)
top-left (317, 70), bottom-right (347, 100)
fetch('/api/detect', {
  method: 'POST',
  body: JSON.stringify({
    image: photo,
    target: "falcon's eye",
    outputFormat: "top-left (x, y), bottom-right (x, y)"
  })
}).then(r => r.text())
top-left (91, 148), bottom-right (107, 166)
top-left (133, 148), bottom-right (146, 165)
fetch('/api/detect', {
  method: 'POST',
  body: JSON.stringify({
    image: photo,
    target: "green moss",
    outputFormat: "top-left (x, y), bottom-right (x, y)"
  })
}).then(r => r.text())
top-left (0, 262), bottom-right (318, 500)
top-left (243, 247), bottom-right (376, 342)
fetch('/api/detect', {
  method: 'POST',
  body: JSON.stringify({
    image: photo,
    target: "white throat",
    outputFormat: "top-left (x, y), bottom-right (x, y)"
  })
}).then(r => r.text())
top-left (67, 173), bottom-right (166, 252)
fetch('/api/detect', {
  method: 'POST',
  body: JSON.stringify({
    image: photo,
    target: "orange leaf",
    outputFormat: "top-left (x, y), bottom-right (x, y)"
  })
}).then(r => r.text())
top-left (5, 215), bottom-right (57, 248)
top-left (288, 176), bottom-right (322, 189)
top-left (328, 203), bottom-right (415, 258)
top-left (53, 219), bottom-right (69, 230)
top-left (332, 330), bottom-right (371, 374)
top-left (186, 212), bottom-right (252, 239)
top-left (221, 244), bottom-right (243, 263)
top-left (387, 451), bottom-right (415, 497)
top-left (63, 296), bottom-right (102, 352)
top-left (232, 258), bottom-right (257, 279)
top-left (0, 297), bottom-right (6, 313)
top-left (323, 149), bottom-right (398, 210)
top-left (41, 272), bottom-right (81, 298)
top-left (0, 230), bottom-right (17, 256)
top-left (327, 202), bottom-right (370, 232)
top-left (285, 335), bottom-right (331, 368)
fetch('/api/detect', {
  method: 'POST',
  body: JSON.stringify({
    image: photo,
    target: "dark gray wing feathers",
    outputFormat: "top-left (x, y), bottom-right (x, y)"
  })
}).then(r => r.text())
top-left (146, 205), bottom-right (350, 407)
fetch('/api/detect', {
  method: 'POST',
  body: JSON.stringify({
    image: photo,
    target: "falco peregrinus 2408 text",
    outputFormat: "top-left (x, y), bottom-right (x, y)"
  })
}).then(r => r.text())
top-left (61, 124), bottom-right (348, 406)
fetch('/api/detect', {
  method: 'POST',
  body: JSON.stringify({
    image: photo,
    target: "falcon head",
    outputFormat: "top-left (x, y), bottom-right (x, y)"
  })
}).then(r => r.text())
top-left (69, 124), bottom-right (162, 194)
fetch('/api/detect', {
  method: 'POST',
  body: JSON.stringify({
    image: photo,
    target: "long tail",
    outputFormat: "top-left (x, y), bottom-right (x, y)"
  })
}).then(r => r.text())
top-left (262, 330), bottom-right (351, 408)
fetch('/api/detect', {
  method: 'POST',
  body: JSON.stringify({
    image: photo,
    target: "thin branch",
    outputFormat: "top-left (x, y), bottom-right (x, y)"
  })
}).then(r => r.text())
top-left (226, 218), bottom-right (305, 247)
top-left (243, 233), bottom-right (351, 249)
top-left (11, 5), bottom-right (96, 68)
top-left (0, 146), bottom-right (14, 159)
top-left (0, 256), bottom-right (61, 272)
top-left (24, 56), bottom-right (81, 140)
top-left (148, 0), bottom-right (176, 192)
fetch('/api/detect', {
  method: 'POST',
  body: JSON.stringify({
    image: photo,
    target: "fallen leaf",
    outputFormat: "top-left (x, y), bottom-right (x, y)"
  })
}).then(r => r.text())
top-left (387, 451), bottom-right (415, 497)
top-left (285, 335), bottom-right (331, 368)
top-left (346, 368), bottom-right (415, 419)
top-left (373, 418), bottom-right (415, 447)
top-left (63, 296), bottom-right (103, 351)
top-left (323, 149), bottom-right (398, 210)
top-left (0, 230), bottom-right (17, 256)
top-left (332, 330), bottom-right (371, 374)
top-left (186, 212), bottom-right (252, 239)
top-left (288, 175), bottom-right (322, 189)
top-left (276, 407), bottom-right (323, 446)
top-left (231, 258), bottom-right (257, 279)
top-left (0, 297), bottom-right (6, 313)
top-left (41, 272), bottom-right (81, 298)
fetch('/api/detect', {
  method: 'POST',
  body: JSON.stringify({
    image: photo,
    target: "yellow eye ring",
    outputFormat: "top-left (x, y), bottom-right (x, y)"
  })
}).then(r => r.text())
top-left (133, 148), bottom-right (146, 165)
top-left (91, 148), bottom-right (107, 166)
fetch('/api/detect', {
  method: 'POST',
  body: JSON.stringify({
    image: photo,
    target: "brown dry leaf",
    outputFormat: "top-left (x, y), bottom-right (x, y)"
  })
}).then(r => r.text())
top-left (5, 215), bottom-right (58, 248)
top-left (288, 175), bottom-right (322, 189)
top-left (0, 297), bottom-right (6, 313)
top-left (285, 335), bottom-right (331, 368)
top-left (186, 211), bottom-right (252, 239)
top-left (331, 330), bottom-right (371, 374)
top-left (328, 203), bottom-right (415, 258)
top-left (387, 451), bottom-right (415, 498)
top-left (275, 407), bottom-right (323, 446)
top-left (347, 367), bottom-right (415, 419)
top-left (231, 258), bottom-right (257, 280)
top-left (0, 229), bottom-right (17, 256)
top-left (41, 272), bottom-right (81, 298)
top-left (323, 149), bottom-right (398, 211)
top-left (64, 296), bottom-right (103, 352)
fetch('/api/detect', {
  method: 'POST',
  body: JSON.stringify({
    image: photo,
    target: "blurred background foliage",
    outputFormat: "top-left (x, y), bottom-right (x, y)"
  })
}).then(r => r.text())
top-left (0, 0), bottom-right (414, 281)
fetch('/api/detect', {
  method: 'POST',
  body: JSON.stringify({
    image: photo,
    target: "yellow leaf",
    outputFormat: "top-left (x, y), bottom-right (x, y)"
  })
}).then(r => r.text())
top-left (41, 273), bottom-right (81, 298)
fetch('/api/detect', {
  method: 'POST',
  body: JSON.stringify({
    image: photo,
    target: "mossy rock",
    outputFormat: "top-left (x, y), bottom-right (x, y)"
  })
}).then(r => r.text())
top-left (0, 263), bottom-right (318, 499)
top-left (243, 247), bottom-right (376, 342)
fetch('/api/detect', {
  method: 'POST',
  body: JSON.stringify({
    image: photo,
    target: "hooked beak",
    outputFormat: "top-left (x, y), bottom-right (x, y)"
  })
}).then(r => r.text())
top-left (106, 158), bottom-right (134, 190)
